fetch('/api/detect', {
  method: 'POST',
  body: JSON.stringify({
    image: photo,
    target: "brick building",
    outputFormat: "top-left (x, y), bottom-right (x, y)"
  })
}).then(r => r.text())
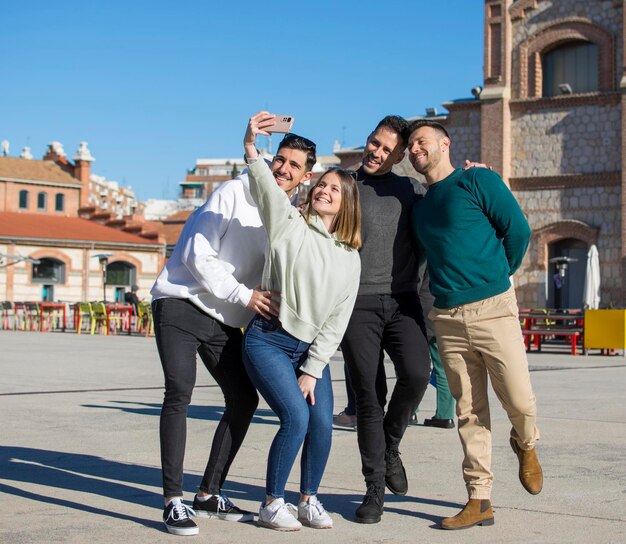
top-left (339, 0), bottom-right (625, 309)
top-left (0, 142), bottom-right (165, 303)
top-left (466, 0), bottom-right (625, 309)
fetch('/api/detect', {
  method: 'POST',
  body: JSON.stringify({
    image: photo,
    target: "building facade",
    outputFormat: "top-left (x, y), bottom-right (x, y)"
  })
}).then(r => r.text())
top-left (398, 0), bottom-right (625, 309)
top-left (0, 142), bottom-right (165, 303)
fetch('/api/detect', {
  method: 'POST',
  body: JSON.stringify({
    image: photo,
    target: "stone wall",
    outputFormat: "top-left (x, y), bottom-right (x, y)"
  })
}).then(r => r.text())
top-left (511, 103), bottom-right (621, 177)
top-left (514, 184), bottom-right (622, 307)
top-left (448, 108), bottom-right (482, 167)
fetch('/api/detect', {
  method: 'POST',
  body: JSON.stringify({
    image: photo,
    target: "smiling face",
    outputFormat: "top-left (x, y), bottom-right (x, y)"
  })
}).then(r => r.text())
top-left (408, 125), bottom-right (447, 175)
top-left (310, 171), bottom-right (342, 218)
top-left (270, 147), bottom-right (312, 196)
top-left (361, 127), bottom-right (405, 176)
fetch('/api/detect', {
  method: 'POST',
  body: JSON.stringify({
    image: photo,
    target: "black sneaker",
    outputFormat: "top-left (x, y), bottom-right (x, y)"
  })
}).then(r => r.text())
top-left (192, 494), bottom-right (254, 522)
top-left (163, 499), bottom-right (199, 536)
top-left (385, 448), bottom-right (408, 496)
top-left (355, 483), bottom-right (384, 524)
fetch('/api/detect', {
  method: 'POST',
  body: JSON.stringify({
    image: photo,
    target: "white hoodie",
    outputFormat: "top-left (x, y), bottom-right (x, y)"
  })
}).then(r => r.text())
top-left (151, 172), bottom-right (266, 328)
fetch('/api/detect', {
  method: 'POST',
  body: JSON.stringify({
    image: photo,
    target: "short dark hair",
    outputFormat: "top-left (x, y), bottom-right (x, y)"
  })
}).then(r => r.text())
top-left (277, 133), bottom-right (317, 172)
top-left (407, 120), bottom-right (450, 140)
top-left (373, 115), bottom-right (410, 146)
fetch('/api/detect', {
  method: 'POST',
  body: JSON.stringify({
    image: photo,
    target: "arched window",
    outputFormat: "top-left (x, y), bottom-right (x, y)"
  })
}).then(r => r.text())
top-left (543, 41), bottom-right (599, 97)
top-left (105, 261), bottom-right (136, 287)
top-left (19, 190), bottom-right (29, 209)
top-left (55, 193), bottom-right (65, 212)
top-left (37, 191), bottom-right (48, 210)
top-left (32, 257), bottom-right (66, 284)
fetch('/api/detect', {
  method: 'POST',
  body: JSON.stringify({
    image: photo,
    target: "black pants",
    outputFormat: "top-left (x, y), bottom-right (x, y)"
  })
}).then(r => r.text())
top-left (153, 298), bottom-right (258, 497)
top-left (341, 292), bottom-right (430, 486)
top-left (344, 361), bottom-right (387, 416)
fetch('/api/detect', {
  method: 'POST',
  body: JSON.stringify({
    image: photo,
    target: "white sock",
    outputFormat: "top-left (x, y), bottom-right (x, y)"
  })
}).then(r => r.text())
top-left (195, 494), bottom-right (213, 502)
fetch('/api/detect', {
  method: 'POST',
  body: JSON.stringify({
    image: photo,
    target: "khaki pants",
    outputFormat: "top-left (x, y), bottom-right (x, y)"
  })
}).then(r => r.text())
top-left (430, 287), bottom-right (540, 499)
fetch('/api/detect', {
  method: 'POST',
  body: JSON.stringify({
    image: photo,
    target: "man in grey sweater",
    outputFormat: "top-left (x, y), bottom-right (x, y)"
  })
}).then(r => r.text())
top-left (340, 115), bottom-right (431, 524)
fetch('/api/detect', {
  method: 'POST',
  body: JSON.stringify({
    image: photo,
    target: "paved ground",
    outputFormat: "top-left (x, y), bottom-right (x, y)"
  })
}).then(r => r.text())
top-left (1, 330), bottom-right (625, 543)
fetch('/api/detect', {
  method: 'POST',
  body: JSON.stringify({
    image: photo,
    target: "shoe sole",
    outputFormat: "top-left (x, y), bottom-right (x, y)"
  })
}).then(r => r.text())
top-left (386, 472), bottom-right (408, 496)
top-left (332, 423), bottom-right (357, 429)
top-left (355, 514), bottom-right (382, 524)
top-left (299, 519), bottom-right (333, 529)
top-left (258, 520), bottom-right (301, 531)
top-left (424, 421), bottom-right (455, 429)
top-left (195, 511), bottom-right (254, 522)
top-left (385, 482), bottom-right (407, 496)
top-left (164, 523), bottom-right (200, 536)
top-left (441, 517), bottom-right (495, 530)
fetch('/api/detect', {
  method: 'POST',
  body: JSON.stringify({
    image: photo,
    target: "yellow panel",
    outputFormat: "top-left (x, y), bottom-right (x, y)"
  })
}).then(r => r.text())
top-left (584, 310), bottom-right (626, 349)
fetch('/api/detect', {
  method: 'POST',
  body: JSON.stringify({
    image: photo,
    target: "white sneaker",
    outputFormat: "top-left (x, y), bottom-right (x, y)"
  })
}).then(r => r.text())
top-left (298, 496), bottom-right (333, 529)
top-left (258, 498), bottom-right (302, 531)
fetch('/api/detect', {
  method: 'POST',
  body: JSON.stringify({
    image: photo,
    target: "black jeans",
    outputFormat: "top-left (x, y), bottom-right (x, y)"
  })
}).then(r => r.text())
top-left (341, 292), bottom-right (430, 486)
top-left (344, 361), bottom-right (387, 416)
top-left (153, 298), bottom-right (258, 497)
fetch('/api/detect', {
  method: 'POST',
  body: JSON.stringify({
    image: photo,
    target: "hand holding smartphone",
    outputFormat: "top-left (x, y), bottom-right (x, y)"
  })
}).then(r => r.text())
top-left (268, 114), bottom-right (294, 133)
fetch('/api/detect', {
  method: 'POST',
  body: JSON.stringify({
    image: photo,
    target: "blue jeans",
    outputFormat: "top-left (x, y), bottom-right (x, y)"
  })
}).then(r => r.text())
top-left (243, 315), bottom-right (333, 498)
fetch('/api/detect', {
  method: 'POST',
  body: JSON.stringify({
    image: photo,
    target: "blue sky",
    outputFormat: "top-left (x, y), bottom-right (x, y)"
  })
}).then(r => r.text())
top-left (1, 1), bottom-right (484, 200)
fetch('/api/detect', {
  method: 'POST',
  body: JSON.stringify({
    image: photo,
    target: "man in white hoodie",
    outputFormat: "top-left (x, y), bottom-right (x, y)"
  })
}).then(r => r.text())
top-left (151, 133), bottom-right (316, 536)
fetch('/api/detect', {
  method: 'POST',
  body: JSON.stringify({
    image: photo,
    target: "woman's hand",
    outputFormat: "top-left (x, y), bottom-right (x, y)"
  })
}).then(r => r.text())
top-left (244, 112), bottom-right (277, 160)
top-left (297, 373), bottom-right (317, 405)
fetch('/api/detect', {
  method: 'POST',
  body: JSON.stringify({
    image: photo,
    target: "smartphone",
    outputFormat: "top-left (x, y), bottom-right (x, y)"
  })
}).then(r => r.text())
top-left (269, 114), bottom-right (295, 133)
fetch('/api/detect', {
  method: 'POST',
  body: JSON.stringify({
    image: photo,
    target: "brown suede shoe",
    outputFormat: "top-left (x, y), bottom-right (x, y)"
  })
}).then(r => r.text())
top-left (510, 437), bottom-right (543, 495)
top-left (440, 499), bottom-right (494, 530)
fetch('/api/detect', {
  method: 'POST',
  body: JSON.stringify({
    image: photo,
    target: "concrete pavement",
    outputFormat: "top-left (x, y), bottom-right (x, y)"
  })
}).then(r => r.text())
top-left (1, 330), bottom-right (625, 543)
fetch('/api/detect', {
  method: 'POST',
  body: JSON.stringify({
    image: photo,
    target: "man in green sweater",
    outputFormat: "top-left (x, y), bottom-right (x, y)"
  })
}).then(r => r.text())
top-left (408, 120), bottom-right (543, 530)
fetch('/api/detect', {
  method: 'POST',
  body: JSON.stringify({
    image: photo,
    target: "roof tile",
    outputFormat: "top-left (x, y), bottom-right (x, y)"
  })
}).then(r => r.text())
top-left (0, 211), bottom-right (161, 245)
top-left (0, 157), bottom-right (81, 185)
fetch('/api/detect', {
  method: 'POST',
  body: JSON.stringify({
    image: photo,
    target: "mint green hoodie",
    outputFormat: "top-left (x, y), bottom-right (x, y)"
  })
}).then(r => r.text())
top-left (247, 158), bottom-right (361, 378)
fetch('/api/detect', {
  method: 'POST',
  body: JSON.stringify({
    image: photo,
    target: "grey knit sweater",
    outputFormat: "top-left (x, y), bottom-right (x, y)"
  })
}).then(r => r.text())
top-left (356, 168), bottom-right (422, 296)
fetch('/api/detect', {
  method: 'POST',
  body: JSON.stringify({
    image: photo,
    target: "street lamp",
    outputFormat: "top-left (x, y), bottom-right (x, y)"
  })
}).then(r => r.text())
top-left (0, 253), bottom-right (40, 268)
top-left (549, 256), bottom-right (578, 309)
top-left (93, 254), bottom-right (113, 302)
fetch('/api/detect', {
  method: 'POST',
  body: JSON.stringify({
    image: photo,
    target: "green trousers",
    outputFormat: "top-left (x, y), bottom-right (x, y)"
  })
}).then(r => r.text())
top-left (429, 336), bottom-right (455, 420)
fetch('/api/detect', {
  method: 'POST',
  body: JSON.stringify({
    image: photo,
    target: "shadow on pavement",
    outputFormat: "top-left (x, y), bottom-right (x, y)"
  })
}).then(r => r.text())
top-left (0, 445), bottom-right (264, 527)
top-left (80, 401), bottom-right (280, 426)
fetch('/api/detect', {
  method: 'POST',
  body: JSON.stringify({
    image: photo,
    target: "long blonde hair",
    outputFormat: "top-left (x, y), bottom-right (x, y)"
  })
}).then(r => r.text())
top-left (304, 168), bottom-right (362, 250)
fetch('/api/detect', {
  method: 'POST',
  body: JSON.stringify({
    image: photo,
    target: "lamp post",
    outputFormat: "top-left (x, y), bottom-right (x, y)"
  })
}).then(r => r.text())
top-left (0, 254), bottom-right (40, 269)
top-left (549, 256), bottom-right (578, 309)
top-left (93, 254), bottom-right (113, 303)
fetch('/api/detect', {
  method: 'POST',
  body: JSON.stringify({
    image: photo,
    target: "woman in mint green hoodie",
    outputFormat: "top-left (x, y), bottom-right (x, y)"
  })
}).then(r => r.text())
top-left (242, 112), bottom-right (362, 531)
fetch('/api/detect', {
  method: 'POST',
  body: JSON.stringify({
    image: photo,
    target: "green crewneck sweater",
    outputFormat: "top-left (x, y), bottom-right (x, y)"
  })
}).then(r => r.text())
top-left (411, 167), bottom-right (531, 309)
